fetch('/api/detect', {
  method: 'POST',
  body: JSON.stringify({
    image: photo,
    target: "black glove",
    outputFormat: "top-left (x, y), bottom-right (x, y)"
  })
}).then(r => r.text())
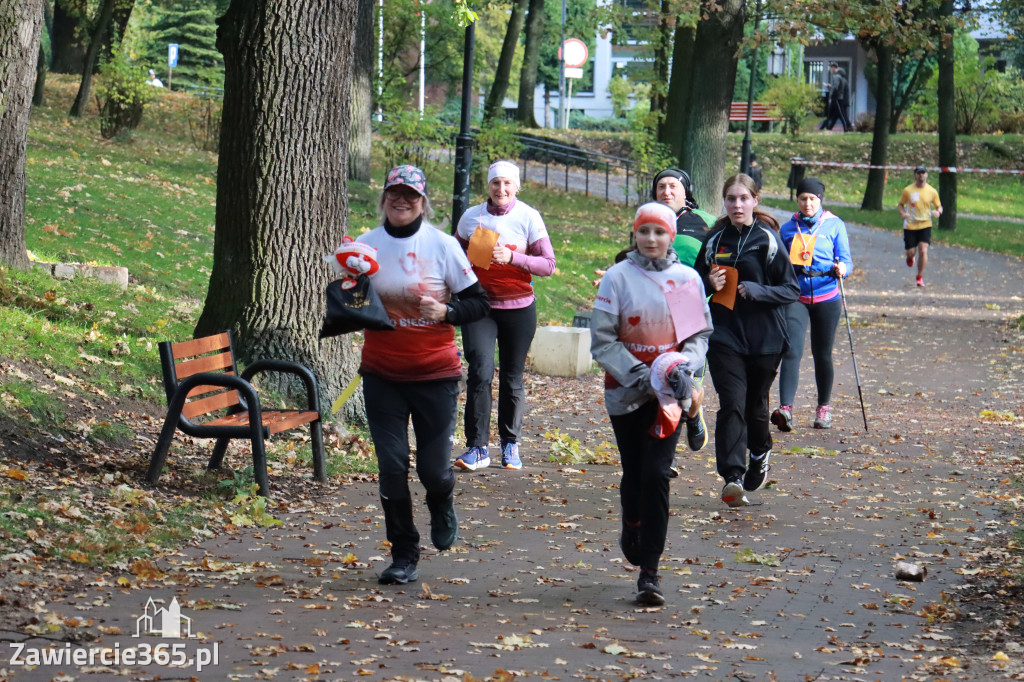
top-left (666, 365), bottom-right (695, 401)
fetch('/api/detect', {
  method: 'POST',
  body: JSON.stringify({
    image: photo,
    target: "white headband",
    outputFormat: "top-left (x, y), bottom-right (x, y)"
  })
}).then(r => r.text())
top-left (487, 161), bottom-right (520, 188)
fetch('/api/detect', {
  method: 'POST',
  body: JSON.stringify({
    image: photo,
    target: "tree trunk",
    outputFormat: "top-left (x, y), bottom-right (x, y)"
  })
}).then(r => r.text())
top-left (681, 0), bottom-right (745, 215)
top-left (483, 0), bottom-right (528, 123)
top-left (861, 41), bottom-right (893, 211)
top-left (32, 43), bottom-right (46, 106)
top-left (650, 0), bottom-right (672, 135)
top-left (68, 0), bottom-right (116, 117)
top-left (348, 0), bottom-right (373, 182)
top-left (661, 22), bottom-right (695, 157)
top-left (889, 57), bottom-right (926, 134)
top-left (101, 0), bottom-right (134, 62)
top-left (50, 0), bottom-right (87, 74)
top-left (516, 0), bottom-right (544, 128)
top-left (0, 0), bottom-right (44, 270)
top-left (937, 0), bottom-right (956, 231)
top-left (195, 0), bottom-right (359, 419)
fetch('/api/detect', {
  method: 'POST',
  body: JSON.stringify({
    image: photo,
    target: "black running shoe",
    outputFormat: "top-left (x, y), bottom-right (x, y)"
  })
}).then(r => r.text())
top-left (620, 521), bottom-right (643, 566)
top-left (636, 570), bottom-right (665, 606)
top-left (743, 451), bottom-right (771, 492)
top-left (721, 478), bottom-right (749, 508)
top-left (686, 407), bottom-right (707, 451)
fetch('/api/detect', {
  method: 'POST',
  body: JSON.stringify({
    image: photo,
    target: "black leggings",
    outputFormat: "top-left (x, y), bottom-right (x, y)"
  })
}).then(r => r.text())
top-left (610, 400), bottom-right (680, 569)
top-left (778, 298), bottom-right (842, 407)
top-left (462, 303), bottom-right (537, 448)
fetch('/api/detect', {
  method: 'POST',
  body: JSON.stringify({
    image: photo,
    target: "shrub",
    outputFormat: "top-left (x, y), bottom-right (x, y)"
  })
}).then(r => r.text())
top-left (95, 55), bottom-right (155, 140)
top-left (183, 91), bottom-right (222, 152)
top-left (472, 120), bottom-right (524, 191)
top-left (377, 109), bottom-right (453, 176)
top-left (759, 76), bottom-right (820, 137)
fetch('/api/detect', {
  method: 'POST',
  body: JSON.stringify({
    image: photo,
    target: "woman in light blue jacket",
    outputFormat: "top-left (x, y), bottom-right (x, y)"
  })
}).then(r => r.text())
top-left (772, 177), bottom-right (853, 431)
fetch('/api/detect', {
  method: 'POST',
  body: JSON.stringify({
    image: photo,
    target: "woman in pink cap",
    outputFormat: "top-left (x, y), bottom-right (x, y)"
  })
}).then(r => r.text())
top-left (357, 165), bottom-right (490, 586)
top-left (591, 202), bottom-right (712, 606)
top-left (454, 160), bottom-right (556, 471)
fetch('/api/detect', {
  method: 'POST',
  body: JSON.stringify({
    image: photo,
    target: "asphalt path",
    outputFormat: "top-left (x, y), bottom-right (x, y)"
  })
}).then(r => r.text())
top-left (4, 216), bottom-right (1024, 681)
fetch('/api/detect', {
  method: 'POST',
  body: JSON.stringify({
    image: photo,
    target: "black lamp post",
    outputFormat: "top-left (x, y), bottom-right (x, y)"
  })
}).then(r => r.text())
top-left (740, 0), bottom-right (762, 177)
top-left (451, 20), bottom-right (475, 234)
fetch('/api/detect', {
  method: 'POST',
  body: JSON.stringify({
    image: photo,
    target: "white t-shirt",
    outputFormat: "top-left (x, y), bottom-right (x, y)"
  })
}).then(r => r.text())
top-left (357, 223), bottom-right (477, 381)
top-left (455, 201), bottom-right (548, 304)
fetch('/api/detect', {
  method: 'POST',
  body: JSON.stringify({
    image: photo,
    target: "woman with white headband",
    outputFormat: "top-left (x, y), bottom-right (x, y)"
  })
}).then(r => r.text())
top-left (591, 202), bottom-right (712, 606)
top-left (454, 160), bottom-right (557, 471)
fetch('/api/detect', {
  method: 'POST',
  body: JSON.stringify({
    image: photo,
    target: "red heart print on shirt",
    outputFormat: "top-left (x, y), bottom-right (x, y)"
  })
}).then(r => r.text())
top-left (505, 244), bottom-right (518, 251)
top-left (628, 315), bottom-right (641, 326)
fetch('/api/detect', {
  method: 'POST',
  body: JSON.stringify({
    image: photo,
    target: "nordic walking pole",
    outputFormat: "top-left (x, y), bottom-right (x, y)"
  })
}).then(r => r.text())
top-left (835, 259), bottom-right (869, 431)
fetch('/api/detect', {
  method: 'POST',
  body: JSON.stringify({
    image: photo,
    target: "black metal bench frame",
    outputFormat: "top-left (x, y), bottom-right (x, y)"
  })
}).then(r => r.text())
top-left (146, 331), bottom-right (326, 497)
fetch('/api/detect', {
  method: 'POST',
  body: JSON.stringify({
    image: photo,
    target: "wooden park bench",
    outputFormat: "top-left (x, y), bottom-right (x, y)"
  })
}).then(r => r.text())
top-left (146, 331), bottom-right (326, 497)
top-left (729, 102), bottom-right (782, 122)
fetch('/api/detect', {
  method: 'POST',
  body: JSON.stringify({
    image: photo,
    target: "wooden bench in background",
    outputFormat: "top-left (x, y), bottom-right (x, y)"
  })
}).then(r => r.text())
top-left (146, 331), bottom-right (325, 497)
top-left (729, 102), bottom-right (782, 122)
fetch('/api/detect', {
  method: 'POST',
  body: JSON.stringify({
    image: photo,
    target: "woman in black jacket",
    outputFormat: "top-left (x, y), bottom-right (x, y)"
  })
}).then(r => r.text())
top-left (694, 174), bottom-right (800, 508)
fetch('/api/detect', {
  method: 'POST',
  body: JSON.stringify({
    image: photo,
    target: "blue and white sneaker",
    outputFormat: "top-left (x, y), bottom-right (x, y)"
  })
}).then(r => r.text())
top-left (501, 442), bottom-right (522, 470)
top-left (455, 446), bottom-right (490, 471)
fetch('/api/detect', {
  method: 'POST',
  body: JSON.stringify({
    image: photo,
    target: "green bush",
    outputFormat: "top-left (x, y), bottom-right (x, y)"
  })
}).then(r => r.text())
top-left (377, 109), bottom-right (454, 176)
top-left (760, 76), bottom-right (820, 137)
top-left (473, 120), bottom-right (524, 191)
top-left (96, 55), bottom-right (156, 140)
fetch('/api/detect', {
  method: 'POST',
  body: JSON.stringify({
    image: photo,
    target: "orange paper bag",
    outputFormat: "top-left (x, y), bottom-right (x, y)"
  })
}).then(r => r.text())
top-left (468, 226), bottom-right (500, 269)
top-left (710, 265), bottom-right (739, 310)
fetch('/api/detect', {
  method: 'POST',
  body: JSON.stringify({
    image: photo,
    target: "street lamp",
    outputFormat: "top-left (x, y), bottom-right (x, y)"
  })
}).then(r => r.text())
top-left (451, 20), bottom-right (475, 233)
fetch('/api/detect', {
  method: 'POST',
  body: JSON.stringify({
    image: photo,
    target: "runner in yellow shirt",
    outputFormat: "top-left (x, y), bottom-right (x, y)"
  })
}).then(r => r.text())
top-left (897, 166), bottom-right (942, 287)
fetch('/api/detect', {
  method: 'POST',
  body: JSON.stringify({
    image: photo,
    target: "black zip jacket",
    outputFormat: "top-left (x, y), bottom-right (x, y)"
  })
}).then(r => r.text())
top-left (694, 220), bottom-right (800, 355)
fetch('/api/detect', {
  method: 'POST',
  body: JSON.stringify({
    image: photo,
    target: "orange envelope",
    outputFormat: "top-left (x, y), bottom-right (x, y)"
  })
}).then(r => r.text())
top-left (468, 226), bottom-right (500, 269)
top-left (710, 265), bottom-right (739, 310)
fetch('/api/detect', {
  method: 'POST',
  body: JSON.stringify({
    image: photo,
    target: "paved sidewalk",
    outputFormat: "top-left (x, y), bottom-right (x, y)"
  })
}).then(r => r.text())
top-left (4, 220), bottom-right (1024, 681)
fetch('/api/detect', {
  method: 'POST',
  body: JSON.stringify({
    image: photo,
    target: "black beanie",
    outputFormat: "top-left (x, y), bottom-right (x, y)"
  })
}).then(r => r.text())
top-left (796, 177), bottom-right (825, 200)
top-left (650, 168), bottom-right (699, 210)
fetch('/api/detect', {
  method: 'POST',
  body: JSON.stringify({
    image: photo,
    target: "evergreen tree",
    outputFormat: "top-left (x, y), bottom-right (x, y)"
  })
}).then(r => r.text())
top-left (145, 0), bottom-right (222, 90)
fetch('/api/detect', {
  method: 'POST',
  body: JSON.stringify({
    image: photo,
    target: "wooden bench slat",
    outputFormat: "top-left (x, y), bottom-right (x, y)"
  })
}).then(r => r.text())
top-left (202, 410), bottom-right (320, 434)
top-left (171, 332), bottom-right (232, 360)
top-left (183, 389), bottom-right (241, 419)
top-left (180, 375), bottom-right (236, 401)
top-left (175, 351), bottom-right (234, 379)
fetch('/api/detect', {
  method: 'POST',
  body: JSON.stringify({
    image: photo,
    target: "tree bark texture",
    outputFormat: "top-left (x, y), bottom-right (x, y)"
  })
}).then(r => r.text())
top-left (50, 0), bottom-right (87, 74)
top-left (936, 0), bottom-right (956, 231)
top-left (348, 0), bottom-right (373, 182)
top-left (195, 0), bottom-right (359, 419)
top-left (681, 0), bottom-right (744, 215)
top-left (650, 0), bottom-right (672, 131)
top-left (483, 0), bottom-right (528, 123)
top-left (660, 22), bottom-right (695, 157)
top-left (68, 0), bottom-right (115, 117)
top-left (861, 41), bottom-right (892, 211)
top-left (0, 0), bottom-right (44, 270)
top-left (516, 0), bottom-right (545, 128)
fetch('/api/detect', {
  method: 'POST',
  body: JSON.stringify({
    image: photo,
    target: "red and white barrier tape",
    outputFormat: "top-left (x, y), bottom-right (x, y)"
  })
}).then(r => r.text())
top-left (789, 158), bottom-right (1024, 175)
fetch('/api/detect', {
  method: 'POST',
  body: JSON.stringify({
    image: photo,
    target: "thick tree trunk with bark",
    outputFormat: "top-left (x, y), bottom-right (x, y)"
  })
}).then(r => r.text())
top-left (937, 0), bottom-right (956, 231)
top-left (650, 0), bottom-right (672, 131)
top-left (483, 0), bottom-right (528, 123)
top-left (101, 0), bottom-right (133, 63)
top-left (50, 0), bottom-right (87, 74)
top-left (195, 0), bottom-right (358, 418)
top-left (0, 0), bottom-right (44, 270)
top-left (680, 0), bottom-right (744, 215)
top-left (661, 23), bottom-right (695, 158)
top-left (348, 0), bottom-right (373, 182)
top-left (861, 41), bottom-right (893, 211)
top-left (68, 0), bottom-right (115, 117)
top-left (516, 0), bottom-right (545, 128)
